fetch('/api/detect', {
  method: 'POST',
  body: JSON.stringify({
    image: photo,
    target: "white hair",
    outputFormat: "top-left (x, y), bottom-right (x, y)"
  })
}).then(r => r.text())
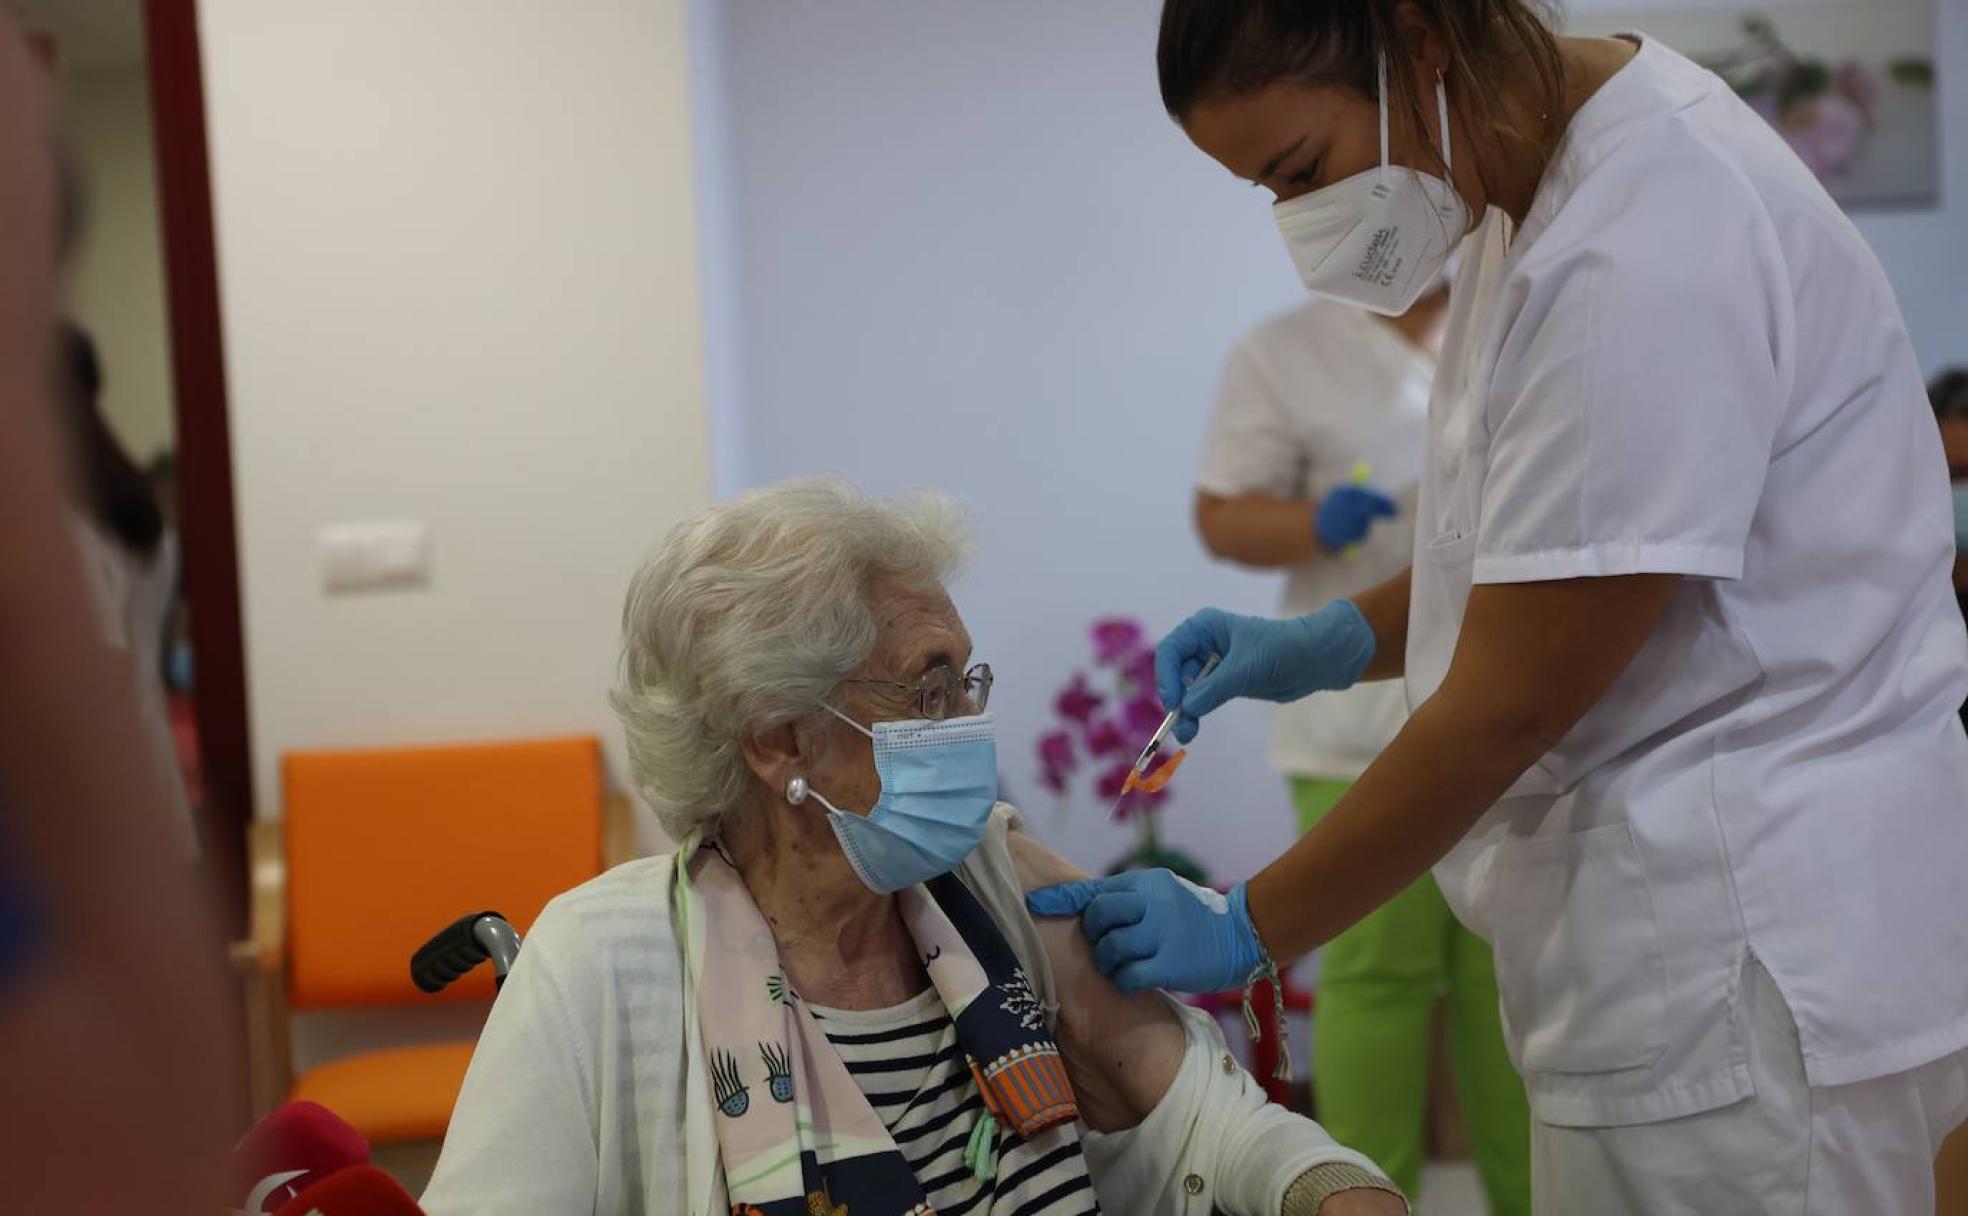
top-left (612, 477), bottom-right (971, 841)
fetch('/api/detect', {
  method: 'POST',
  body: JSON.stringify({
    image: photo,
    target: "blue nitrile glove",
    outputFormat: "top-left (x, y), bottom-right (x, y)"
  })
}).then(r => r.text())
top-left (1315, 485), bottom-right (1398, 552)
top-left (1154, 600), bottom-right (1376, 744)
top-left (1954, 484), bottom-right (1968, 552)
top-left (1025, 870), bottom-right (1265, 995)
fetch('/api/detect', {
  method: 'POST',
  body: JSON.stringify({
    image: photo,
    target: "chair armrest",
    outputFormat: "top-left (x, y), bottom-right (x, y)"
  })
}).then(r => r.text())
top-left (230, 818), bottom-right (292, 1117)
top-left (230, 819), bottom-right (286, 974)
top-left (602, 790), bottom-right (639, 870)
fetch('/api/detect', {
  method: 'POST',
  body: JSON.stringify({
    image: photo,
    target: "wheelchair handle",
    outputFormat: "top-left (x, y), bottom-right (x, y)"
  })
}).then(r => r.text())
top-left (411, 911), bottom-right (523, 994)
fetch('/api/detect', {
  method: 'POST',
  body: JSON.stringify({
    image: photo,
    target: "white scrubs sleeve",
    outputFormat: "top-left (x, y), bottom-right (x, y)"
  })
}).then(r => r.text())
top-left (1197, 338), bottom-right (1306, 500)
top-left (1472, 146), bottom-right (1785, 586)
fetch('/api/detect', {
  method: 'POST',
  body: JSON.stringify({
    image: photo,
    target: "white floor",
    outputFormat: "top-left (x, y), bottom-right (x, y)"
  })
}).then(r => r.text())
top-left (1415, 1160), bottom-right (1489, 1216)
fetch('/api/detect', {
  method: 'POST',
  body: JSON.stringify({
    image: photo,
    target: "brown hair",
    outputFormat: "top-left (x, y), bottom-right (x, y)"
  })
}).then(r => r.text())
top-left (1157, 1), bottom-right (1565, 191)
top-left (58, 321), bottom-right (164, 558)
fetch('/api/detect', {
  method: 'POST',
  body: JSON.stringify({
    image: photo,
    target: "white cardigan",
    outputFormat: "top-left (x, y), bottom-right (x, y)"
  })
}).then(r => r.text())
top-left (421, 808), bottom-right (1385, 1215)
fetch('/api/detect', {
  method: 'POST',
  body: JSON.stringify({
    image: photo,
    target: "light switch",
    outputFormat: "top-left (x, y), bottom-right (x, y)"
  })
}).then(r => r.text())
top-left (318, 521), bottom-right (432, 594)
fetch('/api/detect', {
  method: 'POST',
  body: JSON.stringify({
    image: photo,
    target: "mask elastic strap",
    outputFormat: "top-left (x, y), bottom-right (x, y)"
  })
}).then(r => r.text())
top-left (801, 704), bottom-right (871, 816)
top-left (821, 701), bottom-right (875, 740)
top-left (1379, 53), bottom-right (1453, 176)
top-left (1437, 71), bottom-right (1453, 173)
top-left (1377, 53), bottom-right (1390, 171)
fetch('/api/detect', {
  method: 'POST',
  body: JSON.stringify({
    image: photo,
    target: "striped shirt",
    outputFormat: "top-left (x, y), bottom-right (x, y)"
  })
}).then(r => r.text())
top-left (811, 989), bottom-right (1097, 1216)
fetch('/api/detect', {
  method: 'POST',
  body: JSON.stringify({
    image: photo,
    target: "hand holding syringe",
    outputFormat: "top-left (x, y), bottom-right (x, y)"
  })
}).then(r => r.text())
top-left (1108, 653), bottom-right (1220, 818)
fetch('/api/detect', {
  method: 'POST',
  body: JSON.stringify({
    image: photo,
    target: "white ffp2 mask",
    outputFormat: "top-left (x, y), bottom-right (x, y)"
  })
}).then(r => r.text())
top-left (1273, 55), bottom-right (1468, 317)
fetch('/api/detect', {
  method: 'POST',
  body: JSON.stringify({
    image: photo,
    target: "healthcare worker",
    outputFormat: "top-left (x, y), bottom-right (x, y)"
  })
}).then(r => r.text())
top-left (1196, 287), bottom-right (1531, 1212)
top-left (1030, 3), bottom-right (1968, 1211)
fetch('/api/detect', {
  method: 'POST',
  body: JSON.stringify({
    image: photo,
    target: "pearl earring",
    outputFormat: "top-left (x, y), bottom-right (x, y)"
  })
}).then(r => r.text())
top-left (785, 775), bottom-right (809, 805)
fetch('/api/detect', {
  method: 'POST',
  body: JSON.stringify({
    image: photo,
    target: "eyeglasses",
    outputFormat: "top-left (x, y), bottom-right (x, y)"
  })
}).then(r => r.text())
top-left (843, 662), bottom-right (994, 722)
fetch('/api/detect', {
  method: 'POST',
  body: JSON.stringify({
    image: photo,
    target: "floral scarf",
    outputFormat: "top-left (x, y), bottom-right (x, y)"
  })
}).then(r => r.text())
top-left (677, 838), bottom-right (1085, 1216)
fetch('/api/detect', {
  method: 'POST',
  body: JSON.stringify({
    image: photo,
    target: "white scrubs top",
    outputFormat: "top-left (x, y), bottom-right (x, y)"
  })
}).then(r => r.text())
top-left (1199, 300), bottom-right (1431, 779)
top-left (1411, 36), bottom-right (1968, 1128)
top-left (72, 520), bottom-right (196, 857)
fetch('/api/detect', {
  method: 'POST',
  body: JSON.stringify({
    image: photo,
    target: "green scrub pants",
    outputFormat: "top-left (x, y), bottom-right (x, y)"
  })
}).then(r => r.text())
top-left (1293, 776), bottom-right (1532, 1214)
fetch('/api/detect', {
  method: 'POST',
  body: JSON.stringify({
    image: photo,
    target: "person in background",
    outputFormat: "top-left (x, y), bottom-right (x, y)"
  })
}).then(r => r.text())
top-left (145, 451), bottom-right (191, 683)
top-left (1195, 284), bottom-right (1529, 1213)
top-left (1933, 370), bottom-right (1968, 558)
top-left (145, 449), bottom-right (206, 811)
top-left (1934, 371), bottom-right (1968, 731)
top-left (57, 320), bottom-right (197, 856)
top-left (1938, 365), bottom-right (1968, 1216)
top-left (0, 12), bottom-right (233, 1209)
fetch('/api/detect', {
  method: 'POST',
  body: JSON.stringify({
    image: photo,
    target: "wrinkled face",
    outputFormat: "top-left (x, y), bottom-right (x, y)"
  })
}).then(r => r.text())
top-left (807, 580), bottom-right (978, 817)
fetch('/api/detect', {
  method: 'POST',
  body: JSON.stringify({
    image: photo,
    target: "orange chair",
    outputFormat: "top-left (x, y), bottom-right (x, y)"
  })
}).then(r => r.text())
top-left (233, 735), bottom-right (637, 1144)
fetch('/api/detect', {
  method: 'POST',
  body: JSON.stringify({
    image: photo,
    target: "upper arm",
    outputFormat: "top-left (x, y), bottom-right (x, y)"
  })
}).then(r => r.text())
top-left (1193, 489), bottom-right (1252, 561)
top-left (1445, 574), bottom-right (1681, 751)
top-left (423, 932), bottom-right (600, 1215)
top-left (1194, 488), bottom-right (1228, 550)
top-left (1006, 832), bottom-right (1186, 1133)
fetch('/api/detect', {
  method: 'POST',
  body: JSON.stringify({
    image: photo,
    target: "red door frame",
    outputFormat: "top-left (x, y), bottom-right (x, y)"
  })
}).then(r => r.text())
top-left (144, 0), bottom-right (252, 937)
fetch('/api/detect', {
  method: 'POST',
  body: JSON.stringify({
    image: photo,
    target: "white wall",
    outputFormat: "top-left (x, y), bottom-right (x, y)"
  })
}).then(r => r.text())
top-left (708, 0), bottom-right (1968, 884)
top-left (686, 0), bottom-right (751, 497)
top-left (63, 63), bottom-right (176, 463)
top-left (199, 0), bottom-right (713, 821)
top-left (1830, 0), bottom-right (1964, 378)
top-left (713, 0), bottom-right (1305, 882)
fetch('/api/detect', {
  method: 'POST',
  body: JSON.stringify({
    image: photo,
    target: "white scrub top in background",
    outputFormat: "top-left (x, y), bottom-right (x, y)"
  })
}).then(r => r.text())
top-left (1410, 35), bottom-right (1968, 1128)
top-left (1198, 300), bottom-right (1430, 778)
top-left (72, 521), bottom-right (196, 858)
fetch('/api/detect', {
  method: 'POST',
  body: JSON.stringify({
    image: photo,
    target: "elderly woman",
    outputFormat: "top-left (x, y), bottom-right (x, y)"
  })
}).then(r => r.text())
top-left (422, 479), bottom-right (1403, 1216)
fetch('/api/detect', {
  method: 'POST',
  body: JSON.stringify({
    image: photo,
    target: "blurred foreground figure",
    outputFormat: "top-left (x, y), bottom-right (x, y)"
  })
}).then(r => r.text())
top-left (0, 13), bottom-right (234, 1210)
top-left (58, 320), bottom-right (198, 856)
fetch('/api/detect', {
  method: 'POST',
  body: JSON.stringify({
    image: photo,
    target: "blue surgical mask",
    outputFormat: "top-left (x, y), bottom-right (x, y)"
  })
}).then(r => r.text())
top-left (797, 706), bottom-right (999, 894)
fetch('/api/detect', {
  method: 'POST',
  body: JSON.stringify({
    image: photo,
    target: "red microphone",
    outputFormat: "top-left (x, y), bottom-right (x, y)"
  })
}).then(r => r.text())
top-left (230, 1100), bottom-right (371, 1213)
top-left (272, 1166), bottom-right (426, 1215)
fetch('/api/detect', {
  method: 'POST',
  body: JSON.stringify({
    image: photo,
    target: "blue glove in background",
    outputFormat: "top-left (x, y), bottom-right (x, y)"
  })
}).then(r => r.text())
top-left (1315, 485), bottom-right (1397, 552)
top-left (1025, 869), bottom-right (1265, 995)
top-left (1154, 600), bottom-right (1377, 744)
top-left (1954, 484), bottom-right (1968, 552)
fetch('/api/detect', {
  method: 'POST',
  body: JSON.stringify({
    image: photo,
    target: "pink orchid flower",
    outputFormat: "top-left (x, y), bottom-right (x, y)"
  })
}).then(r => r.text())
top-left (1085, 717), bottom-right (1129, 758)
top-left (1123, 691), bottom-right (1168, 738)
top-left (1037, 729), bottom-right (1076, 774)
top-left (1090, 618), bottom-right (1146, 666)
top-left (1095, 759), bottom-right (1135, 802)
top-left (1054, 673), bottom-right (1103, 724)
